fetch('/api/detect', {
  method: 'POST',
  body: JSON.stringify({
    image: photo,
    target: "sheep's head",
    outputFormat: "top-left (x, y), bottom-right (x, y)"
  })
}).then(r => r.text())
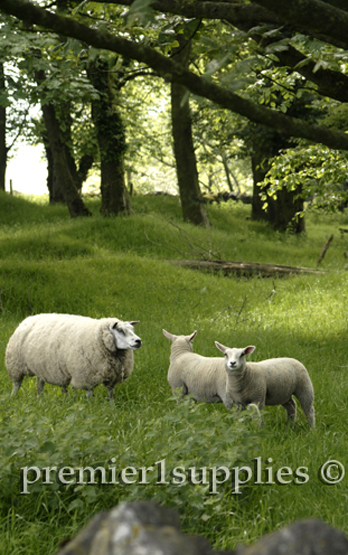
top-left (215, 342), bottom-right (255, 373)
top-left (163, 329), bottom-right (197, 352)
top-left (109, 320), bottom-right (142, 351)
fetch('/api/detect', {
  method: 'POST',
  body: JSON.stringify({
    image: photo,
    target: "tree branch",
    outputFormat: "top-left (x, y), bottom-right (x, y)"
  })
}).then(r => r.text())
top-left (2, 0), bottom-right (348, 150)
top-left (100, 0), bottom-right (348, 49)
top-left (253, 0), bottom-right (348, 50)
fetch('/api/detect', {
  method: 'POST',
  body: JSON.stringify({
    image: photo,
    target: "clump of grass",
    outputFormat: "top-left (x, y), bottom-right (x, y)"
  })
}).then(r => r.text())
top-left (0, 192), bottom-right (348, 554)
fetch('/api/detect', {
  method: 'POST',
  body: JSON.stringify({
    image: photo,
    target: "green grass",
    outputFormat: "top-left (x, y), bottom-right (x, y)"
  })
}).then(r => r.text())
top-left (0, 190), bottom-right (348, 553)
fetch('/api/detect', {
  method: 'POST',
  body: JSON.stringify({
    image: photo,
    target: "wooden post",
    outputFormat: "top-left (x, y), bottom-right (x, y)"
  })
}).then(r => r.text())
top-left (317, 234), bottom-right (334, 265)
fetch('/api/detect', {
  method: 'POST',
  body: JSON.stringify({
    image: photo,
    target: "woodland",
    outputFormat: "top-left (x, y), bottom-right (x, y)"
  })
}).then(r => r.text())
top-left (0, 0), bottom-right (348, 230)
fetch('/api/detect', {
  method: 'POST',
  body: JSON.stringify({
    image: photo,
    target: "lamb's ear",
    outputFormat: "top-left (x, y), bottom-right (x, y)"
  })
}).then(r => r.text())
top-left (243, 346), bottom-right (256, 356)
top-left (163, 329), bottom-right (176, 342)
top-left (188, 331), bottom-right (197, 342)
top-left (215, 341), bottom-right (227, 354)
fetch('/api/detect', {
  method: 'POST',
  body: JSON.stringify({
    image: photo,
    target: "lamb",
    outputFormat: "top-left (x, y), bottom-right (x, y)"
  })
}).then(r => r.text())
top-left (5, 313), bottom-right (142, 400)
top-left (162, 329), bottom-right (234, 409)
top-left (215, 342), bottom-right (315, 427)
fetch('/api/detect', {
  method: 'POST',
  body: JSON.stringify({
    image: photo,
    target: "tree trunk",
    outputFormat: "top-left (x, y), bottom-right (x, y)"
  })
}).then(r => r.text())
top-left (171, 36), bottom-right (210, 227)
top-left (251, 130), bottom-right (305, 232)
top-left (0, 62), bottom-right (7, 191)
top-left (251, 147), bottom-right (268, 221)
top-left (87, 57), bottom-right (131, 217)
top-left (36, 70), bottom-right (91, 216)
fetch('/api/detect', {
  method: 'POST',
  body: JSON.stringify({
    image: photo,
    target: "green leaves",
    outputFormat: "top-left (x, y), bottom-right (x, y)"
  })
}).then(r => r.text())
top-left (123, 0), bottom-right (155, 28)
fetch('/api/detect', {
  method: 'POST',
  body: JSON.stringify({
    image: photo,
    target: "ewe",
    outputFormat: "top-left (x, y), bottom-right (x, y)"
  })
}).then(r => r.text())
top-left (6, 313), bottom-right (142, 400)
top-left (215, 342), bottom-right (315, 427)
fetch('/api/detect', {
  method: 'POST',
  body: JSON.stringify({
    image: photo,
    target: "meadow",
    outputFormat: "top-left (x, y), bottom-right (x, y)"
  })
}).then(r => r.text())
top-left (0, 190), bottom-right (347, 554)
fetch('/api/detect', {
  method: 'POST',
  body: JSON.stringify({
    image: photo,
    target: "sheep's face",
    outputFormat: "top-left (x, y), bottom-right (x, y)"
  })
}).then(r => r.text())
top-left (215, 343), bottom-right (255, 374)
top-left (110, 321), bottom-right (142, 351)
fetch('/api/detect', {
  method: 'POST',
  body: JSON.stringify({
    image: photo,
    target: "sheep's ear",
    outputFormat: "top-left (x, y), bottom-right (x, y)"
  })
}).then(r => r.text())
top-left (111, 322), bottom-right (119, 329)
top-left (244, 346), bottom-right (256, 356)
top-left (188, 331), bottom-right (197, 342)
top-left (129, 321), bottom-right (140, 326)
top-left (215, 341), bottom-right (227, 354)
top-left (163, 329), bottom-right (175, 342)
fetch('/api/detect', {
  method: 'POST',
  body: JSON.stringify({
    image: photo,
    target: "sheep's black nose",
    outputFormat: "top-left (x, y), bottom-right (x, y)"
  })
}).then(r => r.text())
top-left (134, 339), bottom-right (142, 348)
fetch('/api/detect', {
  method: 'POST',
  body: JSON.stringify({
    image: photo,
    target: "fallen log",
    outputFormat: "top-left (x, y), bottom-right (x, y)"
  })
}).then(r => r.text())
top-left (169, 259), bottom-right (326, 277)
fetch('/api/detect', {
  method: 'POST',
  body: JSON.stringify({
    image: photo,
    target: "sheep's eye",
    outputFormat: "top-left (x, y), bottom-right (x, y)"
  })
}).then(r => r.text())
top-left (224, 353), bottom-right (228, 357)
top-left (117, 328), bottom-right (125, 335)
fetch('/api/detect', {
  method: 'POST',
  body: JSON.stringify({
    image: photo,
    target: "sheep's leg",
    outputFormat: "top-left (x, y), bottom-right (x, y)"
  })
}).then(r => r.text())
top-left (86, 389), bottom-right (94, 401)
top-left (107, 388), bottom-right (115, 402)
top-left (172, 384), bottom-right (188, 402)
top-left (36, 377), bottom-right (45, 396)
top-left (11, 378), bottom-right (23, 396)
top-left (296, 390), bottom-right (316, 427)
top-left (303, 404), bottom-right (315, 428)
top-left (282, 397), bottom-right (297, 424)
top-left (248, 400), bottom-right (265, 427)
top-left (61, 385), bottom-right (68, 395)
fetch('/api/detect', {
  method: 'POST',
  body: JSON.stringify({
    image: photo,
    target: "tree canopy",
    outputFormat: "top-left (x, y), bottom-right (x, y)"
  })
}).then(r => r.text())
top-left (1, 0), bottom-right (348, 149)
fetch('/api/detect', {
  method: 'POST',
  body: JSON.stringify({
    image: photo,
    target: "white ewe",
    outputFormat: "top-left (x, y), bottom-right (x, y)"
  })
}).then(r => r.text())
top-left (215, 342), bottom-right (315, 427)
top-left (6, 313), bottom-right (142, 400)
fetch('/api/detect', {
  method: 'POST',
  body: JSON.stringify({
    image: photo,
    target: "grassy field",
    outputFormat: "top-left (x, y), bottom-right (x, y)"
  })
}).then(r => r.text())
top-left (0, 190), bottom-right (348, 554)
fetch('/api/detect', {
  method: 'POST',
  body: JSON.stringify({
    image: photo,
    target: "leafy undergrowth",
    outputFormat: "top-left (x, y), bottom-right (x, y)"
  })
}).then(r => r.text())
top-left (0, 191), bottom-right (347, 554)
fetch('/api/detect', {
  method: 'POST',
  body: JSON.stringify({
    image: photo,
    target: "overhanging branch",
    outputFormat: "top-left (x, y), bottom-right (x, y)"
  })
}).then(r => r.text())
top-left (2, 0), bottom-right (348, 150)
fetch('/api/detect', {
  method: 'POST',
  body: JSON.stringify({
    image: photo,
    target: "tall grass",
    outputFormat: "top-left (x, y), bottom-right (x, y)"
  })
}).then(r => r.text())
top-left (0, 190), bottom-right (348, 553)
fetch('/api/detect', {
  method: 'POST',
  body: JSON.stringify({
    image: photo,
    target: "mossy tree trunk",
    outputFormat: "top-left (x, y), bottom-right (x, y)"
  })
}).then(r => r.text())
top-left (87, 57), bottom-right (131, 217)
top-left (171, 36), bottom-right (210, 228)
top-left (251, 127), bottom-right (305, 233)
top-left (0, 62), bottom-right (7, 192)
top-left (35, 70), bottom-right (91, 216)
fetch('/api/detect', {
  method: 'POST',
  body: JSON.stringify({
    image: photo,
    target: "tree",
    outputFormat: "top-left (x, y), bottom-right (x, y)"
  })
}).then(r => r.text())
top-left (0, 63), bottom-right (6, 191)
top-left (35, 68), bottom-right (92, 216)
top-left (2, 0), bottom-right (348, 219)
top-left (171, 28), bottom-right (210, 227)
top-left (87, 55), bottom-right (131, 216)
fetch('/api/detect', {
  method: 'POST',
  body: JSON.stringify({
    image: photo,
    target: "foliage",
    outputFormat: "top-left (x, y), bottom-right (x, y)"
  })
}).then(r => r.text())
top-left (262, 143), bottom-right (348, 211)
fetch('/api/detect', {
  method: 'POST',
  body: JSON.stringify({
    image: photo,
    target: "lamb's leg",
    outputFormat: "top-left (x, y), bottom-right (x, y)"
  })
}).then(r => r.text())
top-left (296, 390), bottom-right (316, 428)
top-left (107, 387), bottom-right (115, 402)
top-left (304, 404), bottom-right (315, 428)
top-left (36, 377), bottom-right (45, 396)
top-left (249, 400), bottom-right (265, 427)
top-left (11, 378), bottom-right (23, 396)
top-left (282, 397), bottom-right (297, 424)
top-left (86, 389), bottom-right (94, 401)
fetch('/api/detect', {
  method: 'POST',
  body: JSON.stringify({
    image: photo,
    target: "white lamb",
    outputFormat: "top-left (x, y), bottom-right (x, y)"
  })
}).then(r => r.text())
top-left (215, 342), bottom-right (315, 427)
top-left (6, 313), bottom-right (142, 400)
top-left (162, 329), bottom-right (234, 409)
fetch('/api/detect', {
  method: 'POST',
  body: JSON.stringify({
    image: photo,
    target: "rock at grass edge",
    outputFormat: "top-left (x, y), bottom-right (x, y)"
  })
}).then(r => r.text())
top-left (55, 501), bottom-right (348, 555)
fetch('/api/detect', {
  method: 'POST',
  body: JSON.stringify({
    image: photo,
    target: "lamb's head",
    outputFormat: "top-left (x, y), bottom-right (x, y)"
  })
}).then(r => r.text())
top-left (109, 320), bottom-right (142, 351)
top-left (162, 329), bottom-right (197, 352)
top-left (215, 342), bottom-right (255, 373)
